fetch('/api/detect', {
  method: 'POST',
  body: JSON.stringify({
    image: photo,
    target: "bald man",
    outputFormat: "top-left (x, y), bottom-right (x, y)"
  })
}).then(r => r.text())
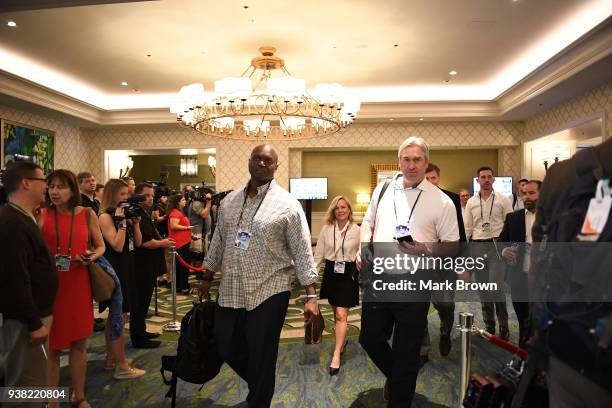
top-left (200, 145), bottom-right (319, 407)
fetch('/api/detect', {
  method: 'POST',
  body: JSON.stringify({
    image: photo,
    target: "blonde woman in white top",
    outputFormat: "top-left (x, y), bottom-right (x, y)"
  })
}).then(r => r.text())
top-left (314, 195), bottom-right (361, 376)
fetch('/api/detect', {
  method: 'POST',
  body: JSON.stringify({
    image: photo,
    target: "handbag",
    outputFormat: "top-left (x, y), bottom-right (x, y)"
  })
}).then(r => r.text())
top-left (85, 208), bottom-right (115, 302)
top-left (304, 312), bottom-right (325, 345)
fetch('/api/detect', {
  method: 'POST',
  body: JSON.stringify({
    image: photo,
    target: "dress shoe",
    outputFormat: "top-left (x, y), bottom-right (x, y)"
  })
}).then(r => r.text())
top-left (132, 339), bottom-right (161, 349)
top-left (486, 326), bottom-right (496, 336)
top-left (93, 318), bottom-right (105, 332)
top-left (439, 333), bottom-right (452, 357)
top-left (499, 326), bottom-right (510, 341)
top-left (145, 331), bottom-right (160, 339)
top-left (383, 378), bottom-right (391, 401)
top-left (418, 354), bottom-right (429, 370)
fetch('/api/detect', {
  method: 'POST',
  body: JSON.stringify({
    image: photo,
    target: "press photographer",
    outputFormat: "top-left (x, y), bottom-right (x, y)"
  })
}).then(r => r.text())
top-left (183, 185), bottom-right (212, 276)
top-left (131, 183), bottom-right (175, 349)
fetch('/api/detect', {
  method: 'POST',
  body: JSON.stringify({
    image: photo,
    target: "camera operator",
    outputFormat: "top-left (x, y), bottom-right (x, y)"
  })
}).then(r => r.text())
top-left (0, 162), bottom-right (59, 389)
top-left (131, 183), bottom-right (175, 349)
top-left (185, 187), bottom-right (212, 275)
top-left (98, 179), bottom-right (145, 379)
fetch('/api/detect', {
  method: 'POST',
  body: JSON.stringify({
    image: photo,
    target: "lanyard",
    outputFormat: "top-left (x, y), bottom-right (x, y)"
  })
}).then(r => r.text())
top-left (237, 181), bottom-right (271, 231)
top-left (333, 223), bottom-right (350, 261)
top-left (8, 202), bottom-right (36, 224)
top-left (479, 192), bottom-right (495, 221)
top-left (393, 181), bottom-right (423, 226)
top-left (54, 208), bottom-right (75, 257)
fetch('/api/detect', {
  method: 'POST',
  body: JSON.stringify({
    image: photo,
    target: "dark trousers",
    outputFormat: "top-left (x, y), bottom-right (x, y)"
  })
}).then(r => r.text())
top-left (175, 245), bottom-right (191, 291)
top-left (512, 301), bottom-right (530, 346)
top-left (359, 300), bottom-right (431, 407)
top-left (214, 291), bottom-right (290, 408)
top-left (130, 260), bottom-right (156, 344)
top-left (421, 296), bottom-right (454, 356)
top-left (473, 243), bottom-right (508, 331)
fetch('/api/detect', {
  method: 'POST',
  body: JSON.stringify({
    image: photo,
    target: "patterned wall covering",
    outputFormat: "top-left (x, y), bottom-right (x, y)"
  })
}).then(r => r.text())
top-left (83, 121), bottom-right (524, 191)
top-left (0, 104), bottom-right (88, 174)
top-left (523, 79), bottom-right (612, 141)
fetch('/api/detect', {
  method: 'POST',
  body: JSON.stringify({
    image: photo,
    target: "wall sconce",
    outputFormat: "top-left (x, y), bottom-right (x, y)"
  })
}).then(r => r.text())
top-left (356, 192), bottom-right (371, 212)
top-left (208, 156), bottom-right (217, 178)
top-left (180, 156), bottom-right (198, 177)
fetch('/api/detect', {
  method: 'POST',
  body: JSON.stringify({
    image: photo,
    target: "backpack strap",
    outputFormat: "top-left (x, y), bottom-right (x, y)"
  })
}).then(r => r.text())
top-left (370, 178), bottom-right (392, 236)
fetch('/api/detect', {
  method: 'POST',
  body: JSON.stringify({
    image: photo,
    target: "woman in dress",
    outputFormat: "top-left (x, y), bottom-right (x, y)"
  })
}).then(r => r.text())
top-left (167, 193), bottom-right (193, 294)
top-left (99, 179), bottom-right (146, 379)
top-left (41, 170), bottom-right (105, 408)
top-left (313, 195), bottom-right (361, 376)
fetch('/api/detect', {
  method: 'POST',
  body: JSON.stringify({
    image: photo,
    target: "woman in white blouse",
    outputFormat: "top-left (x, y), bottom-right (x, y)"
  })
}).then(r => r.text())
top-left (314, 195), bottom-right (361, 376)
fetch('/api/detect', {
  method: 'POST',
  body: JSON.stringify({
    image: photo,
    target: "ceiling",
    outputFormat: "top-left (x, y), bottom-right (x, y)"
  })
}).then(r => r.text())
top-left (0, 0), bottom-right (611, 113)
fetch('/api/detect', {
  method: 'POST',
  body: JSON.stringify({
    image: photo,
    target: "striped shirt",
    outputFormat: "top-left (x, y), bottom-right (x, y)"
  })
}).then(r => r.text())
top-left (204, 179), bottom-right (318, 310)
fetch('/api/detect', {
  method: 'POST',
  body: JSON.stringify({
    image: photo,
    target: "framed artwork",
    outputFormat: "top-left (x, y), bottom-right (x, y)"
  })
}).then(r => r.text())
top-left (370, 164), bottom-right (400, 193)
top-left (1, 119), bottom-right (55, 173)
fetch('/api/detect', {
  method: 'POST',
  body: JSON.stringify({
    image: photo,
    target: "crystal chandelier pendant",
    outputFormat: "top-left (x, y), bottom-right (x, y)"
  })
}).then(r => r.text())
top-left (171, 46), bottom-right (360, 140)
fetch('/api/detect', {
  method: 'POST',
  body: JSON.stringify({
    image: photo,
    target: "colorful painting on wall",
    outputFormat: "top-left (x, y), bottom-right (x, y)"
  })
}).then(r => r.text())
top-left (1, 120), bottom-right (55, 173)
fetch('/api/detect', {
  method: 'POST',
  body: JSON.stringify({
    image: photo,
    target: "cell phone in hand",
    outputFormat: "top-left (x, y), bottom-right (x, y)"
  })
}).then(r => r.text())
top-left (396, 234), bottom-right (414, 243)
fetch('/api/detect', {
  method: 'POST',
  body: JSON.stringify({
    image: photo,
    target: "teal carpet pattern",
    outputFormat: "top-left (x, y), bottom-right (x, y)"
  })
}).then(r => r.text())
top-left (72, 276), bottom-right (523, 407)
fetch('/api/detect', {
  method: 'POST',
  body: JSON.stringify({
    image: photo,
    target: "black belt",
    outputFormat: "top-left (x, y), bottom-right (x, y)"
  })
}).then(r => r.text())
top-left (471, 238), bottom-right (496, 242)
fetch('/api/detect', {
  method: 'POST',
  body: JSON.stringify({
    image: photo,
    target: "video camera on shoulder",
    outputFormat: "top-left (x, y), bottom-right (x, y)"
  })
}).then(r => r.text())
top-left (145, 171), bottom-right (176, 204)
top-left (184, 184), bottom-right (232, 206)
top-left (107, 194), bottom-right (147, 219)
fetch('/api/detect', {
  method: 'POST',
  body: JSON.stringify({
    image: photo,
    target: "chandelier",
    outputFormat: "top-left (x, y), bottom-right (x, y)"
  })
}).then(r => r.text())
top-left (170, 46), bottom-right (360, 141)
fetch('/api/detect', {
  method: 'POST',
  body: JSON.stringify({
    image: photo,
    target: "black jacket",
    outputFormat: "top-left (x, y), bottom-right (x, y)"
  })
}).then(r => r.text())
top-left (440, 188), bottom-right (467, 242)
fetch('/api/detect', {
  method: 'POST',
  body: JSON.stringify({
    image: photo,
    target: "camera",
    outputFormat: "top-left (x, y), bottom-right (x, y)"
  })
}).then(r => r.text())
top-left (145, 171), bottom-right (175, 204)
top-left (184, 184), bottom-right (232, 206)
top-left (107, 194), bottom-right (147, 219)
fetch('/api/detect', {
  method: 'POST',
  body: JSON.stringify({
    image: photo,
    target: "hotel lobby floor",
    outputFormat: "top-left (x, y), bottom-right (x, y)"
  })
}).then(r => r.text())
top-left (72, 291), bottom-right (519, 407)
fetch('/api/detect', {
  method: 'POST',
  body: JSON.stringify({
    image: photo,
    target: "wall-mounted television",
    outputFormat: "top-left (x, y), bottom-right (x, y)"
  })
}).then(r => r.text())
top-left (290, 177), bottom-right (328, 200)
top-left (472, 176), bottom-right (514, 196)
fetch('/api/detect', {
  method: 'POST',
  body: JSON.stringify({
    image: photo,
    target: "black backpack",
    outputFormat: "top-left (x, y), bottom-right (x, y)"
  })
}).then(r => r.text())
top-left (161, 300), bottom-right (224, 407)
top-left (533, 146), bottom-right (612, 390)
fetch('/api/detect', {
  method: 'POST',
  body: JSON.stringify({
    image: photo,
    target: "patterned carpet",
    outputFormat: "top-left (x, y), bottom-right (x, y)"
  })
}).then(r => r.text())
top-left (70, 275), bottom-right (523, 407)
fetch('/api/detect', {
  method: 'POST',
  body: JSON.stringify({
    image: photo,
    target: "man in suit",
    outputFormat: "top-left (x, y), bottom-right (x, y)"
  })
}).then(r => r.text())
top-left (419, 163), bottom-right (467, 362)
top-left (499, 179), bottom-right (541, 347)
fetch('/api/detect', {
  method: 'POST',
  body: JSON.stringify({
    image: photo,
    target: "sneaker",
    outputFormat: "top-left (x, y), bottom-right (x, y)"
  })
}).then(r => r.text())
top-left (113, 364), bottom-right (146, 380)
top-left (105, 357), bottom-right (133, 371)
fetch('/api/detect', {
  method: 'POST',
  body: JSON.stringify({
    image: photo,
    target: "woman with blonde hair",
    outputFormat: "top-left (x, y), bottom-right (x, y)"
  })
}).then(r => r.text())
top-left (98, 178), bottom-right (146, 379)
top-left (313, 195), bottom-right (360, 376)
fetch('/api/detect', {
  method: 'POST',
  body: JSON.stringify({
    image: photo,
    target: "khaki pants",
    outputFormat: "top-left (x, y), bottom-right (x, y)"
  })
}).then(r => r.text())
top-left (1, 315), bottom-right (52, 407)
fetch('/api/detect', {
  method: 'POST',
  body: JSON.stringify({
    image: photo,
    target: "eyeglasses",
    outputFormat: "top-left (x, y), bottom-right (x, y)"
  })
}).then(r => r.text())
top-left (26, 177), bottom-right (47, 183)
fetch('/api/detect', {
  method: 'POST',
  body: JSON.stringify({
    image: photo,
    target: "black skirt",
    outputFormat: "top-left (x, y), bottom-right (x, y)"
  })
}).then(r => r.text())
top-left (319, 260), bottom-right (359, 308)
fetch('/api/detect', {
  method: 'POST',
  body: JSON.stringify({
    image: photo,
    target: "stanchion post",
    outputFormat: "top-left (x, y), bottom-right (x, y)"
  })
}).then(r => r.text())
top-left (458, 312), bottom-right (474, 407)
top-left (163, 245), bottom-right (181, 332)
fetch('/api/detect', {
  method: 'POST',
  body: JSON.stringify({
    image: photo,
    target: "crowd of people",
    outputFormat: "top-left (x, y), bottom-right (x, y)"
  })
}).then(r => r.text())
top-left (1, 135), bottom-right (610, 407)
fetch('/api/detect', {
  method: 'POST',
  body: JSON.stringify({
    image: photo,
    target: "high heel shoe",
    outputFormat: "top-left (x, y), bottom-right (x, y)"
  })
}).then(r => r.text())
top-left (329, 366), bottom-right (340, 376)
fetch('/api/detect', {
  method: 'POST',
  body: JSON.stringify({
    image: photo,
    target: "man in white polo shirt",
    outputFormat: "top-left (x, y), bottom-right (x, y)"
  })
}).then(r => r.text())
top-left (464, 166), bottom-right (513, 339)
top-left (359, 136), bottom-right (460, 407)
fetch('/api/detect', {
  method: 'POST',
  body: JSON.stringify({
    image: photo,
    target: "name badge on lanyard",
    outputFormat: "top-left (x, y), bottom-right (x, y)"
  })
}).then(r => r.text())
top-left (481, 222), bottom-right (492, 233)
top-left (55, 254), bottom-right (71, 272)
top-left (234, 230), bottom-right (252, 251)
top-left (395, 224), bottom-right (410, 239)
top-left (581, 179), bottom-right (611, 236)
top-left (334, 261), bottom-right (346, 274)
top-left (129, 236), bottom-right (135, 252)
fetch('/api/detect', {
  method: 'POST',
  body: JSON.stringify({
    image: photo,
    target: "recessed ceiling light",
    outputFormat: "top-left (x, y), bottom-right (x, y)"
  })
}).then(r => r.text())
top-left (243, 5), bottom-right (249, 8)
top-left (449, 70), bottom-right (457, 76)
top-left (419, 118), bottom-right (424, 121)
top-left (146, 54), bottom-right (151, 57)
top-left (250, 18), bottom-right (256, 23)
top-left (7, 21), bottom-right (17, 27)
top-left (120, 81), bottom-right (128, 86)
top-left (389, 118), bottom-right (394, 121)
top-left (393, 44), bottom-right (399, 47)
top-left (443, 79), bottom-right (451, 83)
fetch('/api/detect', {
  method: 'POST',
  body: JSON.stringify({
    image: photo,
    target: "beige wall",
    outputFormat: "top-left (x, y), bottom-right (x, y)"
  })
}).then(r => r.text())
top-left (131, 153), bottom-right (215, 190)
top-left (523, 79), bottom-right (612, 142)
top-left (301, 149), bottom-right (498, 212)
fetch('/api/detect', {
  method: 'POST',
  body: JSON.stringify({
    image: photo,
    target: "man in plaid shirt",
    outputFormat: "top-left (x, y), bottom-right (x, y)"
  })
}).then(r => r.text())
top-left (200, 144), bottom-right (319, 407)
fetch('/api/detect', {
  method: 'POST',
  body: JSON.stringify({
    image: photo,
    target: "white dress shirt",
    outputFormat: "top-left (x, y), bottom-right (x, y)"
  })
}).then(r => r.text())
top-left (464, 191), bottom-right (513, 240)
top-left (313, 221), bottom-right (360, 268)
top-left (523, 209), bottom-right (536, 272)
top-left (362, 175), bottom-right (459, 243)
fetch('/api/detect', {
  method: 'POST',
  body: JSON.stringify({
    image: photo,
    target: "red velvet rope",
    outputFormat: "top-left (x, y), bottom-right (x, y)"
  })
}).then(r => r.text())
top-left (487, 335), bottom-right (528, 360)
top-left (175, 252), bottom-right (207, 272)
